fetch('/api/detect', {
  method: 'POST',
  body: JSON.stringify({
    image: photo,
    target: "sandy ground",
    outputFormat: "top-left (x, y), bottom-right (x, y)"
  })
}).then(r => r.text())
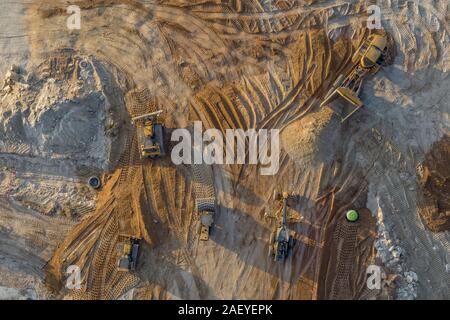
top-left (0, 2), bottom-right (29, 77)
top-left (0, 0), bottom-right (449, 300)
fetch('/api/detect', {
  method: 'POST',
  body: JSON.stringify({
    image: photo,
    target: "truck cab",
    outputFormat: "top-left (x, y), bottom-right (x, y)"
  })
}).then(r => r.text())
top-left (355, 34), bottom-right (388, 69)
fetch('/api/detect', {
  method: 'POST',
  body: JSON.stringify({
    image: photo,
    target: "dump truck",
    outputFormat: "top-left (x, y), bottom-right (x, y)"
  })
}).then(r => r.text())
top-left (200, 211), bottom-right (214, 241)
top-left (117, 235), bottom-right (140, 272)
top-left (269, 191), bottom-right (295, 262)
top-left (321, 34), bottom-right (388, 122)
top-left (132, 110), bottom-right (166, 159)
top-left (196, 198), bottom-right (215, 241)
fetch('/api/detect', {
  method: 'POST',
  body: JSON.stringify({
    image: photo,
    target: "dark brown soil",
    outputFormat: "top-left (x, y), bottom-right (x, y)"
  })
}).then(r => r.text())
top-left (418, 135), bottom-right (450, 232)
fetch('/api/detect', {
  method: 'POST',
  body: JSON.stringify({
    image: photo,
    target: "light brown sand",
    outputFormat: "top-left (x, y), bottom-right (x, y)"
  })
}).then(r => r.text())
top-left (0, 0), bottom-right (448, 300)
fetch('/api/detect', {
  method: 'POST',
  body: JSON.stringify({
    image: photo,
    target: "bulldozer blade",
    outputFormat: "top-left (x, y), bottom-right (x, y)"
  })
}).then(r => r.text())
top-left (131, 110), bottom-right (163, 123)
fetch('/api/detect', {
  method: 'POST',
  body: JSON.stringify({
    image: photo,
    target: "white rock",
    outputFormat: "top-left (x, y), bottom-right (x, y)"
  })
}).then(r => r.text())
top-left (404, 271), bottom-right (418, 283)
top-left (10, 65), bottom-right (20, 73)
top-left (392, 250), bottom-right (400, 258)
top-left (2, 85), bottom-right (12, 93)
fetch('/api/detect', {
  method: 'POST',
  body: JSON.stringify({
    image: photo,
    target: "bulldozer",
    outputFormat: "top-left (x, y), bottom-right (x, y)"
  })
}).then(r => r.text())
top-left (321, 34), bottom-right (388, 122)
top-left (117, 235), bottom-right (140, 272)
top-left (269, 191), bottom-right (295, 262)
top-left (132, 110), bottom-right (166, 159)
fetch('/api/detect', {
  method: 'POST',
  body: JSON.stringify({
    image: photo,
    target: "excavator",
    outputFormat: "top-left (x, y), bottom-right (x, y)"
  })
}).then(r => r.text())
top-left (269, 191), bottom-right (295, 262)
top-left (321, 34), bottom-right (388, 122)
top-left (132, 110), bottom-right (166, 159)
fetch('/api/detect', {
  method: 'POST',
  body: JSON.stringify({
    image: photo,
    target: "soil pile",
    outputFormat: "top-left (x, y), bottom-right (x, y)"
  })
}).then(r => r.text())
top-left (281, 108), bottom-right (341, 167)
top-left (417, 135), bottom-right (450, 232)
top-left (0, 53), bottom-right (115, 169)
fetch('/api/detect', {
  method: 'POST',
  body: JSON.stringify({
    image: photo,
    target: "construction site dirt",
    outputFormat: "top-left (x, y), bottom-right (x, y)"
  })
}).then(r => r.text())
top-left (0, 0), bottom-right (449, 300)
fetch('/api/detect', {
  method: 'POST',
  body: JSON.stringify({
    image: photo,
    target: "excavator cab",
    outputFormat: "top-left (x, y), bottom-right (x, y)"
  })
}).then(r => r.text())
top-left (271, 226), bottom-right (294, 262)
top-left (132, 110), bottom-right (166, 159)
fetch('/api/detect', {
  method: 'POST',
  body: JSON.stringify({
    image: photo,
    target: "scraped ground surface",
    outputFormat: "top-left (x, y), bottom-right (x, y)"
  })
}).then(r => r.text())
top-left (0, 0), bottom-right (449, 300)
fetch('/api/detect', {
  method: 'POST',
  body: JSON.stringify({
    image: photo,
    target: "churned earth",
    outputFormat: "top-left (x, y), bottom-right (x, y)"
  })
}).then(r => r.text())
top-left (0, 0), bottom-right (448, 300)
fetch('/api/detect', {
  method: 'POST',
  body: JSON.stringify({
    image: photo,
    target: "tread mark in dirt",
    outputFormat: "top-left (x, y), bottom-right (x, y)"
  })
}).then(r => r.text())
top-left (155, 165), bottom-right (205, 295)
top-left (330, 221), bottom-right (359, 300)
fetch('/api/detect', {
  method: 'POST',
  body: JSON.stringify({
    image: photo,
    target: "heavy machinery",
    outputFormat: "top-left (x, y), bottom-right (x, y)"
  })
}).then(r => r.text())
top-left (132, 110), bottom-right (166, 159)
top-left (269, 191), bottom-right (295, 262)
top-left (196, 198), bottom-right (215, 241)
top-left (117, 235), bottom-right (140, 272)
top-left (200, 211), bottom-right (214, 241)
top-left (321, 34), bottom-right (388, 122)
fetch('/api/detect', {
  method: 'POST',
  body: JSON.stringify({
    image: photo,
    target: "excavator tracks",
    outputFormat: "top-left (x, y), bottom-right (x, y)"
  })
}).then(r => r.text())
top-left (330, 221), bottom-right (359, 299)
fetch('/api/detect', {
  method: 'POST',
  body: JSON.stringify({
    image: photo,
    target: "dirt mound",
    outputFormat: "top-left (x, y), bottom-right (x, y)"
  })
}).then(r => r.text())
top-left (0, 51), bottom-right (127, 219)
top-left (417, 135), bottom-right (450, 232)
top-left (0, 53), bottom-right (117, 170)
top-left (281, 108), bottom-right (341, 166)
top-left (0, 0), bottom-right (448, 300)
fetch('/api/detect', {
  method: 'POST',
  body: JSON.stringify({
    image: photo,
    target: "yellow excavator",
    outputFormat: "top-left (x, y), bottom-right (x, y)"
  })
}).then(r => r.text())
top-left (321, 34), bottom-right (388, 122)
top-left (269, 191), bottom-right (295, 262)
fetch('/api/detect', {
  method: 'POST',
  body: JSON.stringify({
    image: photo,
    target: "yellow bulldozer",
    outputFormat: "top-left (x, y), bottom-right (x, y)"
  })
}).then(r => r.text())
top-left (132, 110), bottom-right (166, 159)
top-left (321, 34), bottom-right (388, 122)
top-left (117, 235), bottom-right (140, 272)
